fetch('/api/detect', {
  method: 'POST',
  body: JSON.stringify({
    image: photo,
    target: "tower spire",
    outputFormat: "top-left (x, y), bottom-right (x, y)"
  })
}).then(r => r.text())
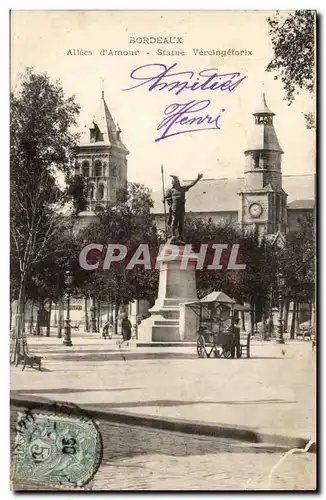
top-left (101, 77), bottom-right (105, 99)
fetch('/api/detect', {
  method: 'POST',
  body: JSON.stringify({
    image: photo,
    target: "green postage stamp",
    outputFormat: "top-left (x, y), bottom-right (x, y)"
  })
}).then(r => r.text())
top-left (12, 409), bottom-right (102, 489)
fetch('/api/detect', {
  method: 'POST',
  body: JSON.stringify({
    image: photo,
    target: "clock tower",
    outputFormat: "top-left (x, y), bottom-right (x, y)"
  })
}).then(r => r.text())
top-left (238, 94), bottom-right (288, 235)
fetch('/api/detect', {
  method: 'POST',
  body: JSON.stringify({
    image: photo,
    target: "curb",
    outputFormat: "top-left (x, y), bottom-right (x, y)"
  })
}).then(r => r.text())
top-left (10, 395), bottom-right (316, 453)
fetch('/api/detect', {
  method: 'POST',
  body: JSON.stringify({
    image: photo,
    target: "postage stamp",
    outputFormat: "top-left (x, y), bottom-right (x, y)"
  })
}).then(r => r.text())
top-left (12, 406), bottom-right (102, 489)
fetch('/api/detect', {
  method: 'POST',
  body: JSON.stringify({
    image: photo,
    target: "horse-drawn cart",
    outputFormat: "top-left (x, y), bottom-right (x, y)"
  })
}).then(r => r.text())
top-left (183, 291), bottom-right (251, 359)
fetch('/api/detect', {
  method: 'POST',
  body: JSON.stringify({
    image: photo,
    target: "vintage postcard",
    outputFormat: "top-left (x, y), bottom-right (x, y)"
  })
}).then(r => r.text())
top-left (10, 10), bottom-right (316, 491)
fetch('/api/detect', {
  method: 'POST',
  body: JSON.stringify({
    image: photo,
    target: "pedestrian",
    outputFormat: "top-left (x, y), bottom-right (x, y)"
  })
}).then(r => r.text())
top-left (231, 318), bottom-right (241, 358)
top-left (120, 314), bottom-right (132, 346)
top-left (102, 320), bottom-right (109, 339)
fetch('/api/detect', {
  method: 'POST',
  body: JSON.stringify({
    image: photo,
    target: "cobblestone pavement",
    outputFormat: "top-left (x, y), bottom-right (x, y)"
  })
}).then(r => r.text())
top-left (11, 334), bottom-right (316, 441)
top-left (10, 406), bottom-right (316, 491)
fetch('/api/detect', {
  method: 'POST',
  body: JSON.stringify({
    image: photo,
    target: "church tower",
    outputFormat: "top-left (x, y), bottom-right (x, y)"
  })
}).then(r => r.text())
top-left (75, 91), bottom-right (129, 211)
top-left (238, 94), bottom-right (288, 235)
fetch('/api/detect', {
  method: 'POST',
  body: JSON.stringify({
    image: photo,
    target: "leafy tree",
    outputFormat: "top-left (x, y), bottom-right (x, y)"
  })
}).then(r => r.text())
top-left (67, 174), bottom-right (87, 215)
top-left (266, 10), bottom-right (315, 105)
top-left (10, 68), bottom-right (80, 348)
top-left (280, 214), bottom-right (315, 306)
top-left (74, 182), bottom-right (162, 330)
top-left (183, 217), bottom-right (278, 333)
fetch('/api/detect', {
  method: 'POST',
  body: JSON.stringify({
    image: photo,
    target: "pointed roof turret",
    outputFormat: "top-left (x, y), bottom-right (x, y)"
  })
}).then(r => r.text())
top-left (253, 93), bottom-right (275, 116)
top-left (79, 91), bottom-right (129, 153)
top-left (245, 93), bottom-right (283, 153)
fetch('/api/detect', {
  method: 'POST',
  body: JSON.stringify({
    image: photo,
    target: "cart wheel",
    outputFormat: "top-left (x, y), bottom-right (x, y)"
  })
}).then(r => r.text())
top-left (197, 335), bottom-right (207, 358)
top-left (222, 347), bottom-right (232, 359)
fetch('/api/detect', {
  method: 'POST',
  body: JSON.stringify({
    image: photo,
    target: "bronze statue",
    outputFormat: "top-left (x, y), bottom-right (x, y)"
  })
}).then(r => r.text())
top-left (164, 173), bottom-right (203, 242)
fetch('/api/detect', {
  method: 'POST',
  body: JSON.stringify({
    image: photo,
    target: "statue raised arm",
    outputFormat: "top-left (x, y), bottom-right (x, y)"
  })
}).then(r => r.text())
top-left (165, 173), bottom-right (203, 243)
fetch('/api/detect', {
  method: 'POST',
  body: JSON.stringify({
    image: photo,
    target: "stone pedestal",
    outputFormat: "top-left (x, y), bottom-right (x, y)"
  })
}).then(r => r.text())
top-left (137, 245), bottom-right (198, 343)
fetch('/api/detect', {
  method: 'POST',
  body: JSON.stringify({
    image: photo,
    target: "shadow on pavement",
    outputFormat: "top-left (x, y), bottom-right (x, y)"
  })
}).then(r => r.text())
top-left (25, 352), bottom-right (285, 362)
top-left (12, 387), bottom-right (142, 394)
top-left (10, 404), bottom-right (290, 463)
top-left (11, 390), bottom-right (296, 408)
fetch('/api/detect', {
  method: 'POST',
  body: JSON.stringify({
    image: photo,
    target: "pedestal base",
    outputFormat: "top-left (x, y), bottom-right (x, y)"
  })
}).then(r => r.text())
top-left (137, 244), bottom-right (198, 343)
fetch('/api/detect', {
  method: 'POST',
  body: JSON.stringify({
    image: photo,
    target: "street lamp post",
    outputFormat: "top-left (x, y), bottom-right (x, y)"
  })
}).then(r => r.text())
top-left (63, 270), bottom-right (73, 346)
top-left (276, 273), bottom-right (285, 344)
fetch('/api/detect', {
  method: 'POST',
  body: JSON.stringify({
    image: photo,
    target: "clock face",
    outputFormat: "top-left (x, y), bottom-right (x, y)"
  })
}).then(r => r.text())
top-left (249, 202), bottom-right (263, 218)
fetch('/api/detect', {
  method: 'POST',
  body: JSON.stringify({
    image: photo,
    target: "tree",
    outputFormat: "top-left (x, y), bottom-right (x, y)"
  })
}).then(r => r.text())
top-left (10, 68), bottom-right (80, 351)
top-left (75, 183), bottom-right (161, 331)
top-left (280, 214), bottom-right (315, 335)
top-left (266, 10), bottom-right (315, 105)
top-left (67, 174), bottom-right (88, 215)
top-left (183, 217), bottom-right (278, 333)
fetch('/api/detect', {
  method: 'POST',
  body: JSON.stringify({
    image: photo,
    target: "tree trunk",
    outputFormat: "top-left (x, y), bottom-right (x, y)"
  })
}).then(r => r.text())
top-left (36, 299), bottom-right (42, 336)
top-left (107, 300), bottom-right (110, 323)
top-left (57, 296), bottom-right (64, 338)
top-left (114, 301), bottom-right (120, 336)
top-left (296, 302), bottom-right (300, 329)
top-left (283, 299), bottom-right (290, 333)
top-left (91, 296), bottom-right (97, 333)
top-left (250, 305), bottom-right (255, 336)
top-left (311, 301), bottom-right (315, 331)
top-left (241, 311), bottom-right (246, 331)
top-left (53, 302), bottom-right (58, 327)
top-left (46, 299), bottom-right (52, 337)
top-left (13, 275), bottom-right (27, 363)
top-left (10, 300), bottom-right (12, 331)
top-left (84, 296), bottom-right (89, 332)
top-left (22, 298), bottom-right (26, 334)
top-left (29, 299), bottom-right (34, 335)
top-left (262, 310), bottom-right (267, 340)
top-left (97, 299), bottom-right (101, 332)
top-left (290, 301), bottom-right (296, 339)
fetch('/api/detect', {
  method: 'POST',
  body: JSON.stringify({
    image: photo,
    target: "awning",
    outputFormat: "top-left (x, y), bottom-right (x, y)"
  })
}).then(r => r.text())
top-left (200, 291), bottom-right (236, 304)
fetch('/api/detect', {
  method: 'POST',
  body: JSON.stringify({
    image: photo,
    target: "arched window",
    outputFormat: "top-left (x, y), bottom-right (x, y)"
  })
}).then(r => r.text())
top-left (82, 160), bottom-right (90, 177)
top-left (88, 184), bottom-right (95, 200)
top-left (95, 160), bottom-right (102, 177)
top-left (75, 163), bottom-right (80, 175)
top-left (98, 184), bottom-right (105, 200)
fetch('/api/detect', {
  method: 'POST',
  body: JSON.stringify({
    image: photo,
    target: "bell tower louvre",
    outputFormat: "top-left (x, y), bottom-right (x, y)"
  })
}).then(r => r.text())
top-left (238, 93), bottom-right (288, 235)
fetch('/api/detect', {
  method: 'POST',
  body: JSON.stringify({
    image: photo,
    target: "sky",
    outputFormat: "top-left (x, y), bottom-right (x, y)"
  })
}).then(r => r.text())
top-left (11, 10), bottom-right (315, 191)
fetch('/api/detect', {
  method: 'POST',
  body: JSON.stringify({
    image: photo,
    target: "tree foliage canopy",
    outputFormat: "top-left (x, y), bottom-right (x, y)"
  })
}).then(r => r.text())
top-left (10, 68), bottom-right (80, 326)
top-left (266, 10), bottom-right (315, 105)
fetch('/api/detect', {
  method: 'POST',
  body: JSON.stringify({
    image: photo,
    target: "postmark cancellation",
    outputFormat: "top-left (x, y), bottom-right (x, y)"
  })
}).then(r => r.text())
top-left (11, 407), bottom-right (102, 490)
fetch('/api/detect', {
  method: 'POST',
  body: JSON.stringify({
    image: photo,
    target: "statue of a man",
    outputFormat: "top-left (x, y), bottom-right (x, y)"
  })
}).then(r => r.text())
top-left (164, 173), bottom-right (203, 242)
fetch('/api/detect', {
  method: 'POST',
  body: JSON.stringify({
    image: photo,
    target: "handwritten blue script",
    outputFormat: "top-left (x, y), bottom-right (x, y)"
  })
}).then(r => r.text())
top-left (156, 100), bottom-right (224, 142)
top-left (123, 63), bottom-right (246, 95)
top-left (123, 63), bottom-right (246, 141)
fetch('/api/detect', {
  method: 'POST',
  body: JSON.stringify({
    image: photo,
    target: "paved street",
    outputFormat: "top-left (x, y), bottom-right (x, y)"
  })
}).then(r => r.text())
top-left (10, 332), bottom-right (316, 490)
top-left (11, 332), bottom-right (316, 441)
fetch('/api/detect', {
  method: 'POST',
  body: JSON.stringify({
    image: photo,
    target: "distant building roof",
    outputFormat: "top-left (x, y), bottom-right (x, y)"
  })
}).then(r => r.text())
top-left (287, 199), bottom-right (315, 210)
top-left (151, 174), bottom-right (315, 214)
